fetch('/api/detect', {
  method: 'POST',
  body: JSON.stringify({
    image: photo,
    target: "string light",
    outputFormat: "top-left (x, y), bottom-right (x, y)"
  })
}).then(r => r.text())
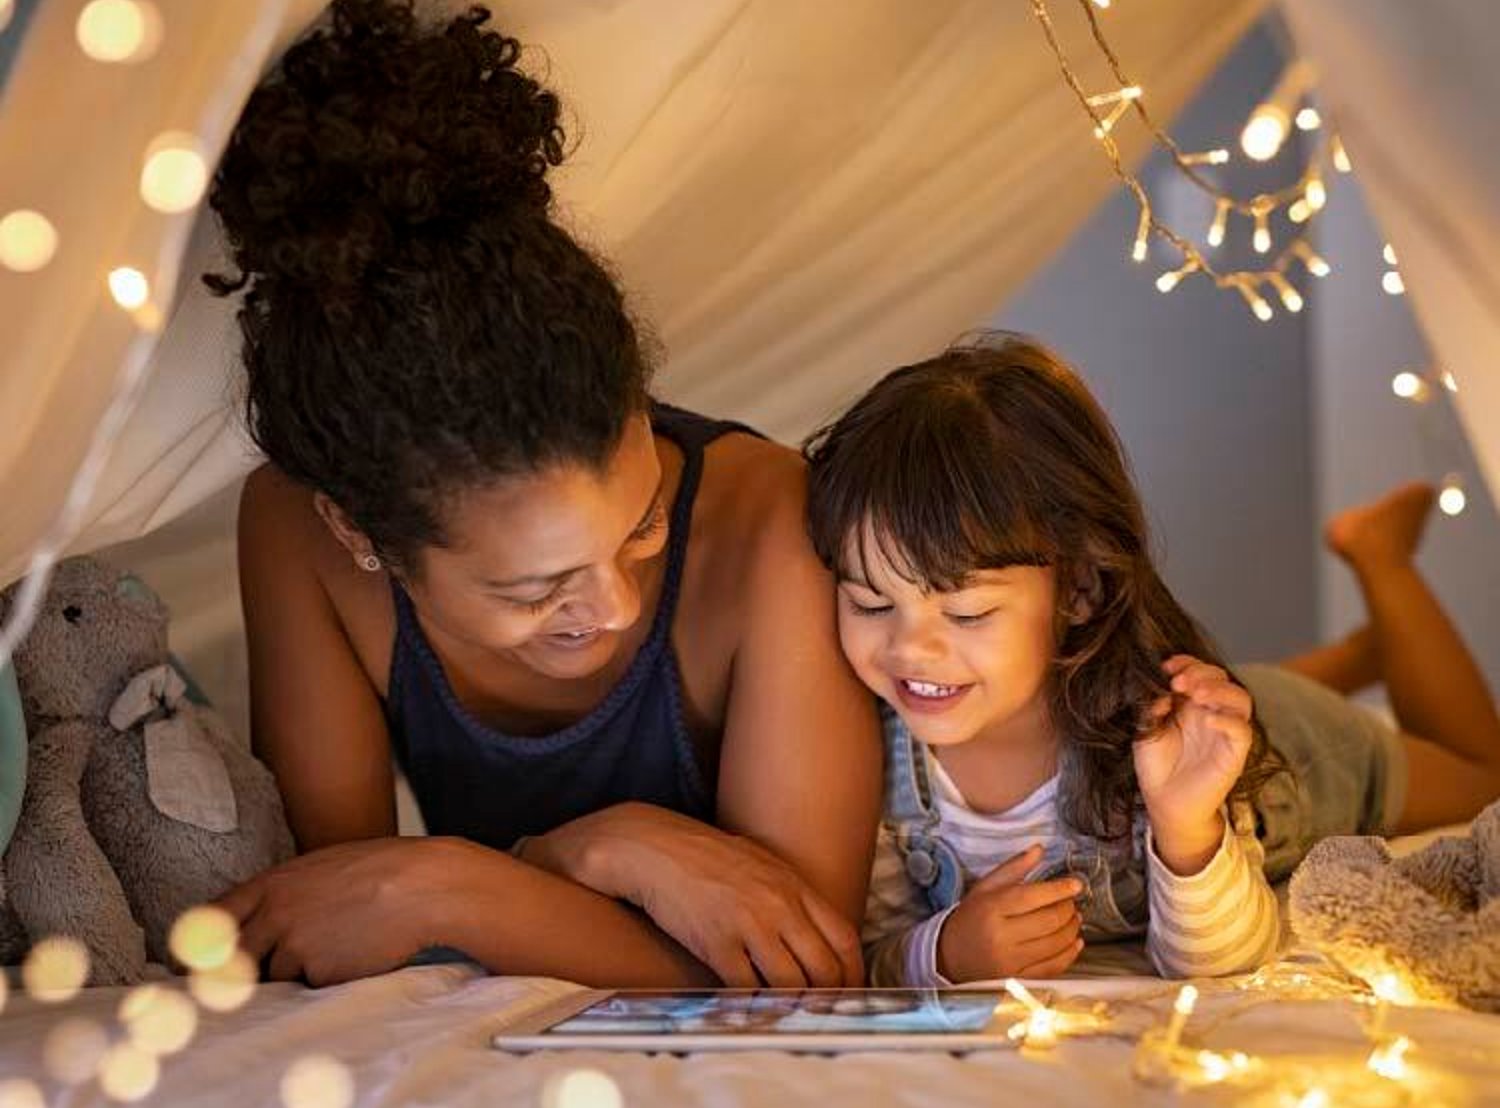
top-left (23, 937), bottom-right (90, 1003)
top-left (98, 1041), bottom-right (159, 1102)
top-left (280, 1055), bottom-right (356, 1108)
top-left (1332, 135), bottom-right (1353, 173)
top-left (1367, 1036), bottom-right (1413, 1081)
top-left (1240, 61), bottom-right (1316, 161)
top-left (1252, 203), bottom-right (1272, 253)
top-left (140, 132), bottom-right (209, 214)
top-left (1291, 241), bottom-right (1331, 277)
top-left (1131, 203), bottom-right (1150, 262)
top-left (1266, 272), bottom-right (1304, 312)
top-left (120, 985), bottom-right (198, 1056)
top-left (1181, 148), bottom-right (1229, 166)
top-left (1382, 270), bottom-right (1406, 295)
top-left (1207, 198), bottom-right (1231, 247)
top-left (188, 950), bottom-right (258, 1013)
top-left (1439, 476), bottom-right (1467, 517)
top-left (1440, 369), bottom-right (1458, 393)
top-left (1383, 243), bottom-right (1398, 266)
top-left (1304, 171), bottom-right (1327, 211)
top-left (107, 267), bottom-right (150, 311)
top-left (541, 1069), bottom-right (624, 1108)
top-left (0, 1079), bottom-right (46, 1108)
top-left (1156, 258), bottom-right (1199, 293)
top-left (1391, 371), bottom-right (1431, 402)
top-left (0, 209), bottom-right (59, 273)
top-left (1234, 278), bottom-right (1274, 321)
top-left (1296, 106), bottom-right (1322, 131)
top-left (1287, 198), bottom-right (1312, 224)
top-left (75, 0), bottom-right (162, 64)
top-left (1090, 86), bottom-right (1142, 138)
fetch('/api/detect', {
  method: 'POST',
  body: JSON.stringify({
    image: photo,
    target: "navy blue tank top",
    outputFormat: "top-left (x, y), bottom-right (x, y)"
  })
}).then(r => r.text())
top-left (384, 405), bottom-right (754, 851)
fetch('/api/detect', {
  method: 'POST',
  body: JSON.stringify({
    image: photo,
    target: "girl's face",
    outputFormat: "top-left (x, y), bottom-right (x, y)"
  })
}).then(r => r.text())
top-left (836, 527), bottom-right (1060, 749)
top-left (405, 414), bottom-right (670, 681)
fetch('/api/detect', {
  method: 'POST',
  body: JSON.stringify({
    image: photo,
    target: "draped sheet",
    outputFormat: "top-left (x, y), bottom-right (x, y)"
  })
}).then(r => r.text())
top-left (1278, 0), bottom-right (1500, 507)
top-left (0, 0), bottom-right (1264, 594)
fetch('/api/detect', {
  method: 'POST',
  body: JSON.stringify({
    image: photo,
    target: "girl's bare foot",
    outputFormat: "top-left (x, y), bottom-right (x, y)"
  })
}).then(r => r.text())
top-left (1325, 482), bottom-right (1437, 572)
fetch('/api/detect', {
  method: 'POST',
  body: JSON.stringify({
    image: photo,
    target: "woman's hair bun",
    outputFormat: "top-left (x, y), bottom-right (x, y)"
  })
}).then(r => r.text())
top-left (207, 0), bottom-right (565, 295)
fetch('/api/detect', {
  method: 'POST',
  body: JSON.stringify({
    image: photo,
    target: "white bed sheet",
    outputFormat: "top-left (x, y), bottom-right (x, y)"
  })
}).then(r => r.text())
top-left (2, 960), bottom-right (1499, 1107)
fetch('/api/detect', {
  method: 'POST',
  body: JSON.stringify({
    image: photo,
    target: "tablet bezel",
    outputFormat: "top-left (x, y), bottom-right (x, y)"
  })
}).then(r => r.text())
top-left (490, 987), bottom-right (1017, 1053)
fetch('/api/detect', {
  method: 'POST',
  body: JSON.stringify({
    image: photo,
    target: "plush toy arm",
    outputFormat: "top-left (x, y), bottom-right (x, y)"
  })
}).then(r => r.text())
top-left (5, 721), bottom-right (146, 985)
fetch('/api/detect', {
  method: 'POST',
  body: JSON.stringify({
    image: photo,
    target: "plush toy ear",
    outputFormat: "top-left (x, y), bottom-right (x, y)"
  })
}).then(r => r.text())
top-left (115, 574), bottom-right (153, 603)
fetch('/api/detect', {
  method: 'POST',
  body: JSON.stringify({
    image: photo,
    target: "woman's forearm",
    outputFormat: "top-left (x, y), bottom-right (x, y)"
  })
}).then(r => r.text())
top-left (435, 838), bottom-right (715, 987)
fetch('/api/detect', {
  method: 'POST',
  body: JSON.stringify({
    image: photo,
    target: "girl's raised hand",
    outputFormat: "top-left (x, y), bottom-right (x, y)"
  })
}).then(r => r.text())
top-left (1133, 655), bottom-right (1254, 875)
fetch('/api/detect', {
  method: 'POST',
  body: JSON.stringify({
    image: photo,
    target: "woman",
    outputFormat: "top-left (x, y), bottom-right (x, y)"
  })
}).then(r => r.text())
top-left (209, 0), bottom-right (880, 988)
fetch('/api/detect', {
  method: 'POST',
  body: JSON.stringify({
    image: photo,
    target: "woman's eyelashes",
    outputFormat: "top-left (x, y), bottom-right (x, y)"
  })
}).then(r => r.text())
top-left (497, 506), bottom-right (667, 614)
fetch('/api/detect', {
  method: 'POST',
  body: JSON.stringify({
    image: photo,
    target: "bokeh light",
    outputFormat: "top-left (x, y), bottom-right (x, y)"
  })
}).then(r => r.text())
top-left (0, 209), bottom-right (60, 273)
top-left (108, 266), bottom-right (150, 310)
top-left (98, 1042), bottom-right (160, 1102)
top-left (280, 1054), bottom-right (355, 1108)
top-left (541, 1069), bottom-right (624, 1108)
top-left (0, 1079), bottom-right (45, 1108)
top-left (42, 1017), bottom-right (109, 1084)
top-left (140, 132), bottom-right (209, 214)
top-left (170, 904), bottom-right (239, 971)
top-left (120, 984), bottom-right (198, 1055)
top-left (23, 936), bottom-right (90, 1002)
top-left (188, 949), bottom-right (258, 1013)
top-left (75, 0), bottom-right (162, 64)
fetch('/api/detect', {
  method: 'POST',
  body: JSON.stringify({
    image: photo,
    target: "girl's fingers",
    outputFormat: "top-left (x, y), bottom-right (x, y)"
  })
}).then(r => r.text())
top-left (1188, 680), bottom-right (1252, 719)
top-left (1161, 655), bottom-right (1198, 676)
top-left (1019, 939), bottom-right (1085, 980)
top-left (1170, 661), bottom-right (1229, 694)
top-left (1004, 901), bottom-right (1080, 944)
top-left (971, 844), bottom-right (1045, 894)
top-left (993, 876), bottom-right (1084, 917)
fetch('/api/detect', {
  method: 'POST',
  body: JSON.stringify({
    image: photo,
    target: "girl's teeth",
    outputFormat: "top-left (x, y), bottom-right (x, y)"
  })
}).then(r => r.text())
top-left (904, 679), bottom-right (960, 698)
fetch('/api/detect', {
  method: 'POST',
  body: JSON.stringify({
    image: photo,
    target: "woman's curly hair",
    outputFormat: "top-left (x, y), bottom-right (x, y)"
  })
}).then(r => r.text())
top-left (803, 332), bottom-right (1286, 840)
top-left (206, 0), bottom-right (652, 569)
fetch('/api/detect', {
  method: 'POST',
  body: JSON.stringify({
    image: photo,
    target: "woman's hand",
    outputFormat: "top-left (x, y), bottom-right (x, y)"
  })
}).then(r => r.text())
top-left (214, 836), bottom-right (477, 986)
top-left (520, 802), bottom-right (864, 988)
top-left (1133, 655), bottom-right (1254, 875)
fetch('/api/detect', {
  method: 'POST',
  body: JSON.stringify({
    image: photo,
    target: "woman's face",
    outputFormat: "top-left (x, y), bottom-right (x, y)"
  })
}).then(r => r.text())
top-left (405, 414), bottom-right (670, 680)
top-left (835, 525), bottom-right (1060, 749)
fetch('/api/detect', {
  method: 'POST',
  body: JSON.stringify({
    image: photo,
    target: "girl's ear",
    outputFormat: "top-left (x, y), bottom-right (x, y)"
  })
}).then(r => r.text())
top-left (1067, 563), bottom-right (1103, 626)
top-left (312, 493), bottom-right (379, 566)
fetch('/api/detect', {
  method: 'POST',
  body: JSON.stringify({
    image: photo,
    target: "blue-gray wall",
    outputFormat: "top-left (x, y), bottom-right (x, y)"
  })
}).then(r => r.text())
top-left (997, 25), bottom-right (1318, 665)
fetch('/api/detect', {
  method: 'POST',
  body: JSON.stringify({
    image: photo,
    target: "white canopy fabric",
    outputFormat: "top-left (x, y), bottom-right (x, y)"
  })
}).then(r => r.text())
top-left (1280, 0), bottom-right (1500, 506)
top-left (0, 0), bottom-right (1263, 594)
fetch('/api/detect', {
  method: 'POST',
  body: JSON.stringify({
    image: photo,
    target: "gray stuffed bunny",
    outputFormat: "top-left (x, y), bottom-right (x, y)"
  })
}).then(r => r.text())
top-left (1289, 798), bottom-right (1500, 1012)
top-left (0, 556), bottom-right (294, 985)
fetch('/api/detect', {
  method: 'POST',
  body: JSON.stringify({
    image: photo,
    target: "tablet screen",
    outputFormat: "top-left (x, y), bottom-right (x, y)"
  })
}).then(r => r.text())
top-left (544, 988), bottom-right (1006, 1036)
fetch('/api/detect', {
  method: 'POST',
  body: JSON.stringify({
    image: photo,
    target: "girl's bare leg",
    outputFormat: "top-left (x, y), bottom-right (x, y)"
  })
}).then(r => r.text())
top-left (1280, 625), bottom-right (1380, 695)
top-left (1324, 482), bottom-right (1500, 830)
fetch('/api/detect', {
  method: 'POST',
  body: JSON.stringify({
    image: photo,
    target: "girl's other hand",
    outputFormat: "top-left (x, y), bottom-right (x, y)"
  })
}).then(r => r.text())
top-left (1134, 655), bottom-right (1254, 873)
top-left (519, 802), bottom-right (863, 988)
top-left (936, 845), bottom-right (1084, 983)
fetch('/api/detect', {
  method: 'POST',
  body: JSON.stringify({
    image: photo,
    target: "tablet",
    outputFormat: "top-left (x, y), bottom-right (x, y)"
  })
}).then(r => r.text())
top-left (492, 987), bottom-right (1018, 1053)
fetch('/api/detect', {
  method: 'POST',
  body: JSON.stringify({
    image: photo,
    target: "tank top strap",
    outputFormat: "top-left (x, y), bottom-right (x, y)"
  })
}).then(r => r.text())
top-left (646, 402), bottom-right (761, 644)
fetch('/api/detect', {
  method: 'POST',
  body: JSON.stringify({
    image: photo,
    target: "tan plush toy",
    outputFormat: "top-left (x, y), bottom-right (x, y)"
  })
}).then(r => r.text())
top-left (0, 557), bottom-right (293, 985)
top-left (1289, 798), bottom-right (1500, 1011)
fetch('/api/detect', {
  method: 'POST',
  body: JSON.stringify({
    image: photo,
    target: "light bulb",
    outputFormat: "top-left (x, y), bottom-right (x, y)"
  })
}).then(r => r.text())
top-left (1296, 106), bottom-right (1321, 130)
top-left (1207, 199), bottom-right (1230, 248)
top-left (140, 132), bottom-right (209, 214)
top-left (1383, 243), bottom-right (1398, 266)
top-left (1268, 273), bottom-right (1303, 312)
top-left (1305, 175), bottom-right (1327, 211)
top-left (1288, 198), bottom-right (1311, 224)
top-left (280, 1055), bottom-right (355, 1108)
top-left (1440, 369), bottom-right (1458, 393)
top-left (75, 0), bottom-right (162, 64)
top-left (0, 209), bottom-right (59, 272)
top-left (1439, 478), bottom-right (1466, 517)
top-left (108, 267), bottom-right (150, 310)
top-left (1241, 107), bottom-right (1289, 161)
top-left (1332, 136), bottom-right (1353, 173)
top-left (1252, 207), bottom-right (1272, 254)
top-left (1391, 371), bottom-right (1428, 401)
top-left (1382, 270), bottom-right (1405, 295)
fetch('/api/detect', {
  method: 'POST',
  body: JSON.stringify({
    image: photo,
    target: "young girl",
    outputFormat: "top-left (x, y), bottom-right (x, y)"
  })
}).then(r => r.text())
top-left (803, 332), bottom-right (1500, 986)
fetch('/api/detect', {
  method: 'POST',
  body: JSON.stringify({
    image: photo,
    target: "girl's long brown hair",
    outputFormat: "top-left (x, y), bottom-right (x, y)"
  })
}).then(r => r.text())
top-left (804, 332), bottom-right (1284, 841)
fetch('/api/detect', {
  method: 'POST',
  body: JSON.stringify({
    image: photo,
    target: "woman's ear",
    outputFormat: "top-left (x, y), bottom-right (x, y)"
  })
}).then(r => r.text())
top-left (312, 493), bottom-right (379, 567)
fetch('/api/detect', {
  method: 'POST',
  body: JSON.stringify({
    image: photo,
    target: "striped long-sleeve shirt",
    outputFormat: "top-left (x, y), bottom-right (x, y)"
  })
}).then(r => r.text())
top-left (862, 758), bottom-right (1281, 986)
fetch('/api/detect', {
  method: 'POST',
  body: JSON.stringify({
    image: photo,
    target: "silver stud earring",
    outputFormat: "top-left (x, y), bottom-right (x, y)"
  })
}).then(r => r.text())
top-left (358, 553), bottom-right (382, 572)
